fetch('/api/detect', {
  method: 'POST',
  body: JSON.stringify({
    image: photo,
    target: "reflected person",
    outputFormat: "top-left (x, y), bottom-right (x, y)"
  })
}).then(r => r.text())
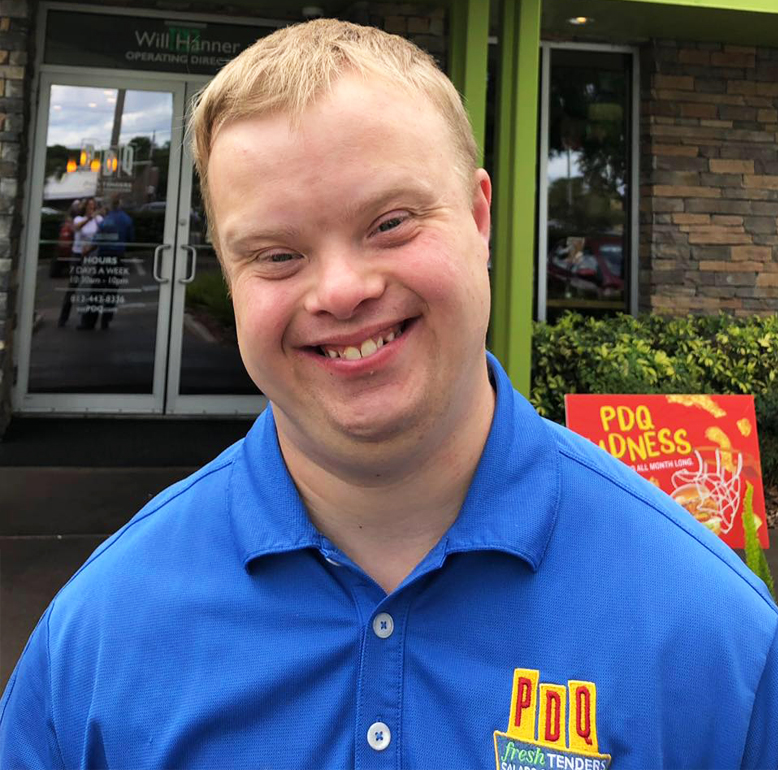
top-left (58, 197), bottom-right (102, 329)
top-left (85, 194), bottom-right (135, 330)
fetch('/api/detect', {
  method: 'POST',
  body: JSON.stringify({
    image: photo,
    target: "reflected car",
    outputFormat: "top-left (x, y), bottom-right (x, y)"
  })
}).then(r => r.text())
top-left (548, 235), bottom-right (624, 300)
top-left (139, 201), bottom-right (167, 212)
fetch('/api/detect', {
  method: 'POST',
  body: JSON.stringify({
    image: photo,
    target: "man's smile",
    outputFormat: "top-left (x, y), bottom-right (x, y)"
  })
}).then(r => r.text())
top-left (316, 321), bottom-right (408, 361)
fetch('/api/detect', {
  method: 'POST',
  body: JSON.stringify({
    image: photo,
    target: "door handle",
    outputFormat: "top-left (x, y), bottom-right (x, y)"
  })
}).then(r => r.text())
top-left (153, 244), bottom-right (172, 283)
top-left (179, 244), bottom-right (197, 284)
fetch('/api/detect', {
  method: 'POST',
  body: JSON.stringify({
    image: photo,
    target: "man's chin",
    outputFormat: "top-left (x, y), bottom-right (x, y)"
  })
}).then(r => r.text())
top-left (269, 379), bottom-right (441, 460)
top-left (280, 404), bottom-right (425, 458)
top-left (329, 408), bottom-right (419, 445)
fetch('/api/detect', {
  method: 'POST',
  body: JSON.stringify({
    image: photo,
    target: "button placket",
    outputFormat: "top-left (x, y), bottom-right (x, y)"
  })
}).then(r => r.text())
top-left (354, 598), bottom-right (408, 770)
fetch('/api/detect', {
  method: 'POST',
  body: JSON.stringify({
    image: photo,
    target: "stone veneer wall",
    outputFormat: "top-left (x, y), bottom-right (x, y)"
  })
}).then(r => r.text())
top-left (0, 0), bottom-right (445, 436)
top-left (0, 0), bottom-right (31, 436)
top-left (346, 2), bottom-right (446, 69)
top-left (641, 39), bottom-right (778, 316)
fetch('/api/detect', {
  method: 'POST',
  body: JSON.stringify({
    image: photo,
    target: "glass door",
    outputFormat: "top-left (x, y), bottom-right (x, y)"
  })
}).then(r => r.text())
top-left (165, 82), bottom-right (263, 415)
top-left (17, 73), bottom-right (185, 413)
top-left (17, 76), bottom-right (265, 416)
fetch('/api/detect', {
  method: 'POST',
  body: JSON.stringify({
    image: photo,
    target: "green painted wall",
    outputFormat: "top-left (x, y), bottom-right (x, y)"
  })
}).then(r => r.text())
top-left (448, 0), bottom-right (490, 164)
top-left (490, 0), bottom-right (541, 396)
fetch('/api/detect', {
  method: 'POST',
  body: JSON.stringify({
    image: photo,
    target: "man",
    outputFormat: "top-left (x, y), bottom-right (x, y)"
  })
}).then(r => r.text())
top-left (1, 20), bottom-right (776, 768)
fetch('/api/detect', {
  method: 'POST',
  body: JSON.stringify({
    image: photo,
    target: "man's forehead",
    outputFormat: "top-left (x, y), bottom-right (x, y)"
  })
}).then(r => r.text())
top-left (209, 86), bottom-right (458, 193)
top-left (212, 72), bottom-right (446, 147)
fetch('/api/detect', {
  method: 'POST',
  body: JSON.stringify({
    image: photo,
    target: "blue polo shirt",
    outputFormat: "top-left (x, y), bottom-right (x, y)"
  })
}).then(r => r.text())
top-left (2, 354), bottom-right (777, 768)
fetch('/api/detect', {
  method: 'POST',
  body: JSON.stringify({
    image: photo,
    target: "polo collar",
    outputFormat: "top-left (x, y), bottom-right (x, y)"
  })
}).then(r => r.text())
top-left (442, 352), bottom-right (560, 571)
top-left (229, 409), bottom-right (321, 569)
top-left (229, 352), bottom-right (560, 572)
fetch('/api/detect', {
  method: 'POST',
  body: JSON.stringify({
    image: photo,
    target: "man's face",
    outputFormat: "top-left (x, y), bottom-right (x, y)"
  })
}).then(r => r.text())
top-left (208, 74), bottom-right (492, 458)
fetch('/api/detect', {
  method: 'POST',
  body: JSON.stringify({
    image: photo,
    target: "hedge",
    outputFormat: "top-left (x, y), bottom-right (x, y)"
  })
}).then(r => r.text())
top-left (529, 313), bottom-right (778, 489)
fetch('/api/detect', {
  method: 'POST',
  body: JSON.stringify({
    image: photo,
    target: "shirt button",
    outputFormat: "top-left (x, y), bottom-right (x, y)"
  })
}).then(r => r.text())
top-left (324, 556), bottom-right (341, 566)
top-left (367, 721), bottom-right (391, 751)
top-left (372, 612), bottom-right (394, 639)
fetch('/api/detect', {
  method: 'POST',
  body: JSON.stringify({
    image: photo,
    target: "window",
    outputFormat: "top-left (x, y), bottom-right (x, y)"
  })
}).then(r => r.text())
top-left (538, 45), bottom-right (638, 322)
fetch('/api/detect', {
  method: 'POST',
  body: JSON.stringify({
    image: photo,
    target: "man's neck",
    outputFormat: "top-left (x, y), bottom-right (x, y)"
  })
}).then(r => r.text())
top-left (275, 373), bottom-right (496, 594)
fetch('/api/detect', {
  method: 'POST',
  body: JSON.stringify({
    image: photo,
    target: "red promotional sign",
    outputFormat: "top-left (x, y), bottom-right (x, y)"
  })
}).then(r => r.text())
top-left (565, 394), bottom-right (768, 548)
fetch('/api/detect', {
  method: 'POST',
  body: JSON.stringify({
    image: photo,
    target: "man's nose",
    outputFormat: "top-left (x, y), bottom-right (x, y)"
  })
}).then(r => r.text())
top-left (304, 249), bottom-right (385, 320)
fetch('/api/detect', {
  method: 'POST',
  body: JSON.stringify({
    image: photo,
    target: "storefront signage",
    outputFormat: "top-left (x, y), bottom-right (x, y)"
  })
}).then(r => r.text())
top-left (565, 394), bottom-right (768, 549)
top-left (44, 10), bottom-right (279, 76)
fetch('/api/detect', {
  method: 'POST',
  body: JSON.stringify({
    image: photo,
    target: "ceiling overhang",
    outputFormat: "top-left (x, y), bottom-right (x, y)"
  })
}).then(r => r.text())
top-left (543, 0), bottom-right (778, 47)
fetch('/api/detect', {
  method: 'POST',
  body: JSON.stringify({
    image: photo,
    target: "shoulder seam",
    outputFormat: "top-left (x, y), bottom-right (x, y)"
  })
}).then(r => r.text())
top-left (46, 608), bottom-right (67, 767)
top-left (557, 442), bottom-right (778, 614)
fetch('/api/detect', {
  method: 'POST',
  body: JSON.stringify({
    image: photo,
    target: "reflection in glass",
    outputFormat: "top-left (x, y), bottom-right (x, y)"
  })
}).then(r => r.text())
top-left (178, 171), bottom-right (258, 396)
top-left (29, 85), bottom-right (173, 393)
top-left (545, 50), bottom-right (631, 320)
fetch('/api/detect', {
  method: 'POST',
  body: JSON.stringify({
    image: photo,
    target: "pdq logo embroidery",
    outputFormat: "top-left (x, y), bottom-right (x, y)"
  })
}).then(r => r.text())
top-left (494, 668), bottom-right (612, 770)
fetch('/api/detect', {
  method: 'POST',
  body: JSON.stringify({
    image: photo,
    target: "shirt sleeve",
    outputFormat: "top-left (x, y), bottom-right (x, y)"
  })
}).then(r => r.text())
top-left (0, 607), bottom-right (65, 769)
top-left (741, 616), bottom-right (778, 769)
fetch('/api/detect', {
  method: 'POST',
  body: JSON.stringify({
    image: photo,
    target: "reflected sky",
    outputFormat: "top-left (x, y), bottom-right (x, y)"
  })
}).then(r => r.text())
top-left (548, 152), bottom-right (582, 184)
top-left (47, 85), bottom-right (174, 148)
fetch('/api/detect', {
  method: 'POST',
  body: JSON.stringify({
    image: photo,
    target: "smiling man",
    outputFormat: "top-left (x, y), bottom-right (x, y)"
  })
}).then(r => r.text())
top-left (205, 62), bottom-right (494, 592)
top-left (2, 20), bottom-right (777, 769)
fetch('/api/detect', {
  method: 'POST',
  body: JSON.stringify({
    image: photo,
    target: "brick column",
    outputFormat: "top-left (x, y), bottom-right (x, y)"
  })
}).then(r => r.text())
top-left (345, 2), bottom-right (447, 70)
top-left (642, 39), bottom-right (778, 317)
top-left (0, 0), bottom-right (32, 436)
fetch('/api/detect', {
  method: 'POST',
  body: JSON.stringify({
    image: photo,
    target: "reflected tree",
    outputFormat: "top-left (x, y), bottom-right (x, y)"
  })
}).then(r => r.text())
top-left (548, 65), bottom-right (627, 237)
top-left (45, 144), bottom-right (73, 181)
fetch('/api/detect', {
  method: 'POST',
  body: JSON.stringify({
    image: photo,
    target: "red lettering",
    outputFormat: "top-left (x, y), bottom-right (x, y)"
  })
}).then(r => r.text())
top-left (576, 686), bottom-right (593, 745)
top-left (513, 677), bottom-right (532, 728)
top-left (544, 689), bottom-right (561, 742)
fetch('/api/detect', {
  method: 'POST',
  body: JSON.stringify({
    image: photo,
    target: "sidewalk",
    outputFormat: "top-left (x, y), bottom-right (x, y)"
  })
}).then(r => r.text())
top-left (0, 417), bottom-right (252, 689)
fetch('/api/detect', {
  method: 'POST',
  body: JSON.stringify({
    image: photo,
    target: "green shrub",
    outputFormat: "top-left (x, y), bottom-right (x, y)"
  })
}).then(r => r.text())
top-left (755, 390), bottom-right (778, 488)
top-left (185, 271), bottom-right (235, 331)
top-left (530, 312), bottom-right (778, 489)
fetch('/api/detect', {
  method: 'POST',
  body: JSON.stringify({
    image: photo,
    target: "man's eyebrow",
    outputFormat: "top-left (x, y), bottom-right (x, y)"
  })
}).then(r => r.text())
top-left (344, 183), bottom-right (437, 221)
top-left (222, 183), bottom-right (437, 252)
top-left (224, 224), bottom-right (303, 252)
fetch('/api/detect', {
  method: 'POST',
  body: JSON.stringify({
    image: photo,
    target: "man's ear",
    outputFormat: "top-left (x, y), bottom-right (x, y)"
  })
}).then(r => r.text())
top-left (471, 168), bottom-right (492, 248)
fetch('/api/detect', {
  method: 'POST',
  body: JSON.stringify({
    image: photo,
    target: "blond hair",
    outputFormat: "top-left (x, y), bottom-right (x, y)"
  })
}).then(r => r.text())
top-left (189, 19), bottom-right (478, 244)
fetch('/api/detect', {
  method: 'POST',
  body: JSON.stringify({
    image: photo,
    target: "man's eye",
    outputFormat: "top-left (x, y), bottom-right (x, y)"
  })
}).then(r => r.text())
top-left (376, 216), bottom-right (405, 233)
top-left (265, 252), bottom-right (297, 263)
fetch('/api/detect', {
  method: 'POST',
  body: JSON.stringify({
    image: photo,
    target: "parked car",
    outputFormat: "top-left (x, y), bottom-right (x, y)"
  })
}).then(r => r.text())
top-left (547, 234), bottom-right (625, 300)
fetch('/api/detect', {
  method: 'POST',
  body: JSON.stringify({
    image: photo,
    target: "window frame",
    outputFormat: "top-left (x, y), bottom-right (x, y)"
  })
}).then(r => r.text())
top-left (537, 41), bottom-right (640, 322)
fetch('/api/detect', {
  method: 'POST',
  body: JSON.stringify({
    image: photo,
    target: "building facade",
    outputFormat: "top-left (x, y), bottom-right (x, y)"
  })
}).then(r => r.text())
top-left (0, 0), bottom-right (776, 435)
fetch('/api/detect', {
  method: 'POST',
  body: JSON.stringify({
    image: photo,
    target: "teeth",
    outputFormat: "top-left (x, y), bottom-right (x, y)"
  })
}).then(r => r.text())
top-left (321, 324), bottom-right (404, 360)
